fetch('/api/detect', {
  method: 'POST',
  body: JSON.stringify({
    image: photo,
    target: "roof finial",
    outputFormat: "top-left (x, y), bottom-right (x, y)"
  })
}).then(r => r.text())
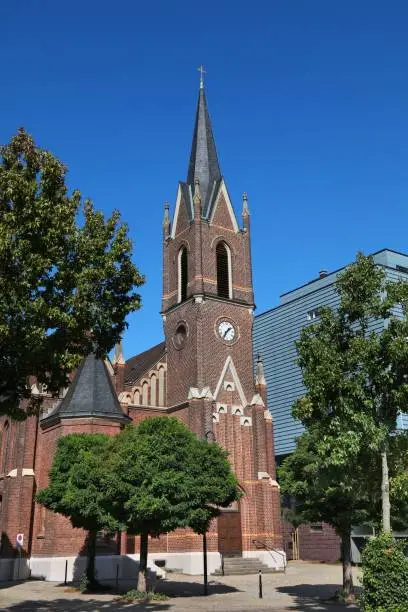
top-left (255, 355), bottom-right (266, 387)
top-left (163, 200), bottom-right (170, 223)
top-left (242, 192), bottom-right (249, 216)
top-left (193, 178), bottom-right (201, 206)
top-left (198, 65), bottom-right (206, 89)
top-left (112, 339), bottom-right (125, 366)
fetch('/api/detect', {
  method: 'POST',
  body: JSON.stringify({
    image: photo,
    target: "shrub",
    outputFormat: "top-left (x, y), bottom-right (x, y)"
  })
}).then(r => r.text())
top-left (360, 532), bottom-right (408, 611)
top-left (79, 574), bottom-right (90, 594)
top-left (119, 589), bottom-right (168, 602)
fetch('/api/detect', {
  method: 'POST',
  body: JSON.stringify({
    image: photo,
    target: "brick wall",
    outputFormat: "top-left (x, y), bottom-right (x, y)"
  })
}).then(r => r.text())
top-left (284, 521), bottom-right (341, 563)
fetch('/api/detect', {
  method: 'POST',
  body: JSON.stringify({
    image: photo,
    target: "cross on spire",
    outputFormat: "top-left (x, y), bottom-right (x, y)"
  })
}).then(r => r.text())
top-left (198, 65), bottom-right (206, 89)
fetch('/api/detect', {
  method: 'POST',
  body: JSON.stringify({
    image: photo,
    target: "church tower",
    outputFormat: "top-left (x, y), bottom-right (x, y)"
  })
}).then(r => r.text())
top-left (161, 80), bottom-right (283, 561)
top-left (162, 83), bottom-right (255, 414)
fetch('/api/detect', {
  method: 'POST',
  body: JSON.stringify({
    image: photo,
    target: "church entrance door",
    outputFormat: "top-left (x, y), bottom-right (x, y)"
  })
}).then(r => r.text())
top-left (217, 508), bottom-right (243, 556)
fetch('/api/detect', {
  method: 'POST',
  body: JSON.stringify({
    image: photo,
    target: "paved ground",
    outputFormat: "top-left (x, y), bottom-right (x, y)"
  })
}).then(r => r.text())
top-left (0, 562), bottom-right (361, 611)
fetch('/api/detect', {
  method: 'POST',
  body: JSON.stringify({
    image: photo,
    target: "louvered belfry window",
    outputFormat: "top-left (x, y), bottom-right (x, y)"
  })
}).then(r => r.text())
top-left (216, 242), bottom-right (230, 299)
top-left (180, 247), bottom-right (188, 302)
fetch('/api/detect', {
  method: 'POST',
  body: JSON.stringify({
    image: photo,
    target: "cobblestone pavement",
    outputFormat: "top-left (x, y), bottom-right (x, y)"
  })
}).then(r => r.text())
top-left (0, 561), bottom-right (361, 611)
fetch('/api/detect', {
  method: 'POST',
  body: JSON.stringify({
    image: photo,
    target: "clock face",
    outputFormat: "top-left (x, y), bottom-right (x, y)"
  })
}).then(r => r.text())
top-left (218, 321), bottom-right (236, 342)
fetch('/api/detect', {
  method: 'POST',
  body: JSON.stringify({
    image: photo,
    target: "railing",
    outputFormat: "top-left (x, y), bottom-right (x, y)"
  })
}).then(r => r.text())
top-left (252, 539), bottom-right (287, 573)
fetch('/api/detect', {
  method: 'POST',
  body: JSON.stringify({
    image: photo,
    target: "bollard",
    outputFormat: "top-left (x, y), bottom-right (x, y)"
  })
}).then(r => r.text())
top-left (17, 549), bottom-right (21, 580)
top-left (64, 559), bottom-right (68, 585)
top-left (115, 563), bottom-right (119, 593)
top-left (258, 569), bottom-right (263, 599)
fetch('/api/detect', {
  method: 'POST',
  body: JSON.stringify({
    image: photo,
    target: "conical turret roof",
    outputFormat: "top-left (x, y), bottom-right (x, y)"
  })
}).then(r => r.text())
top-left (41, 353), bottom-right (131, 427)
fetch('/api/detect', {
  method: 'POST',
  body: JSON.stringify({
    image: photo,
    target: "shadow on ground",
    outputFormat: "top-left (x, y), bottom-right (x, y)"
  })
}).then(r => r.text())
top-left (1, 579), bottom-right (239, 611)
top-left (3, 600), bottom-right (171, 611)
top-left (277, 583), bottom-right (361, 611)
top-left (156, 578), bottom-right (240, 597)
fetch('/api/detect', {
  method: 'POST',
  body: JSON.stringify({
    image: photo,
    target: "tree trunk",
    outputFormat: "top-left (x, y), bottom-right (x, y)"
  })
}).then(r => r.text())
top-left (381, 448), bottom-right (391, 533)
top-left (86, 529), bottom-right (97, 584)
top-left (341, 530), bottom-right (354, 602)
top-left (137, 531), bottom-right (149, 592)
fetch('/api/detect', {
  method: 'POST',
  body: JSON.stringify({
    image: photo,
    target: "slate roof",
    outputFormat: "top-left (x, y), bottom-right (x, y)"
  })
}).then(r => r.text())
top-left (41, 353), bottom-right (131, 427)
top-left (124, 341), bottom-right (166, 386)
top-left (186, 87), bottom-right (222, 219)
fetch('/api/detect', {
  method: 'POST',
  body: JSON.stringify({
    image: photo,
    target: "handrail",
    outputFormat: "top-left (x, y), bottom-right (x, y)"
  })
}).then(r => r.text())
top-left (252, 539), bottom-right (287, 573)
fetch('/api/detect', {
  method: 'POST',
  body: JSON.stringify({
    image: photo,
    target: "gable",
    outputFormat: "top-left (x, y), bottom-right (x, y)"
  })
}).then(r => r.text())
top-left (213, 355), bottom-right (247, 407)
top-left (208, 180), bottom-right (239, 232)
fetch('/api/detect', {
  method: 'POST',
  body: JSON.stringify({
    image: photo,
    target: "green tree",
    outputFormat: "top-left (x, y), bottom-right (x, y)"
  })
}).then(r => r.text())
top-left (280, 424), bottom-right (381, 601)
top-left (0, 129), bottom-right (143, 419)
top-left (280, 253), bottom-right (408, 600)
top-left (36, 434), bottom-right (119, 585)
top-left (294, 253), bottom-right (408, 532)
top-left (105, 417), bottom-right (240, 591)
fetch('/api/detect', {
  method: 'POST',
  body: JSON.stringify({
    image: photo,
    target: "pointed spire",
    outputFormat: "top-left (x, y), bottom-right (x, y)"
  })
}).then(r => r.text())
top-left (112, 339), bottom-right (125, 366)
top-left (187, 86), bottom-right (221, 217)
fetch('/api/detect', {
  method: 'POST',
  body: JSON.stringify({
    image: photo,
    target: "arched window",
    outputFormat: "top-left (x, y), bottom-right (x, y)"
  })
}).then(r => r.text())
top-left (158, 366), bottom-right (165, 406)
top-left (142, 382), bottom-right (149, 405)
top-left (134, 389), bottom-right (141, 405)
top-left (150, 374), bottom-right (157, 406)
top-left (178, 246), bottom-right (188, 302)
top-left (216, 242), bottom-right (232, 299)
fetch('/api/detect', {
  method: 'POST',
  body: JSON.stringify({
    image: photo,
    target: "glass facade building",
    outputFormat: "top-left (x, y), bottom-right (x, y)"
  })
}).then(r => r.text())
top-left (253, 249), bottom-right (408, 459)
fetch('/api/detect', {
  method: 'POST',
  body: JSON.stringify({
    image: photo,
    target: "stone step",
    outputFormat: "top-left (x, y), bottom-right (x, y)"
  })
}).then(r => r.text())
top-left (213, 566), bottom-right (277, 576)
top-left (212, 557), bottom-right (280, 575)
top-left (222, 558), bottom-right (265, 564)
top-left (222, 562), bottom-right (269, 568)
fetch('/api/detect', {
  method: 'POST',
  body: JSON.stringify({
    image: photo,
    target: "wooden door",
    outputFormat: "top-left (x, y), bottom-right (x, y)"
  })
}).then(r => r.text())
top-left (217, 510), bottom-right (243, 556)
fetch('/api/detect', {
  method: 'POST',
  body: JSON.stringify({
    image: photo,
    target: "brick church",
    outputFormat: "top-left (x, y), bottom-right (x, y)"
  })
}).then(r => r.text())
top-left (0, 81), bottom-right (284, 580)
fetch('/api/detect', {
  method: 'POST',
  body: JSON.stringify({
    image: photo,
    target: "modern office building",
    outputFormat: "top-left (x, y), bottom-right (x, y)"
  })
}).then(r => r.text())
top-left (253, 248), bottom-right (408, 462)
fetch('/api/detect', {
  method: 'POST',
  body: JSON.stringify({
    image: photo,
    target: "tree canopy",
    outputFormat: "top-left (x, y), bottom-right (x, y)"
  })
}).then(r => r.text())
top-left (279, 252), bottom-right (408, 601)
top-left (0, 129), bottom-right (144, 418)
top-left (36, 433), bottom-right (119, 583)
top-left (104, 417), bottom-right (241, 590)
top-left (37, 417), bottom-right (241, 591)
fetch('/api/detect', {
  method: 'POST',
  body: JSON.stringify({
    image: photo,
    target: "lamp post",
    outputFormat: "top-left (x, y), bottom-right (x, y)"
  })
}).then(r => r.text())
top-left (202, 429), bottom-right (216, 595)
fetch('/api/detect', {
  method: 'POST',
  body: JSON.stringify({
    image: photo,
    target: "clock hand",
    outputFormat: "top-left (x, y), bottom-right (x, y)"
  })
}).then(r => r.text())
top-left (223, 326), bottom-right (232, 338)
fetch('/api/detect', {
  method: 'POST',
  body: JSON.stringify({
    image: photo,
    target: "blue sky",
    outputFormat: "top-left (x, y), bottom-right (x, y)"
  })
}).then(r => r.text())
top-left (2, 1), bottom-right (408, 358)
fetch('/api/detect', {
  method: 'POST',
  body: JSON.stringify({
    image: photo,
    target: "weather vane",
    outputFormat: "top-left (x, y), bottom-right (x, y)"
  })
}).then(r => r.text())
top-left (198, 65), bottom-right (206, 89)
